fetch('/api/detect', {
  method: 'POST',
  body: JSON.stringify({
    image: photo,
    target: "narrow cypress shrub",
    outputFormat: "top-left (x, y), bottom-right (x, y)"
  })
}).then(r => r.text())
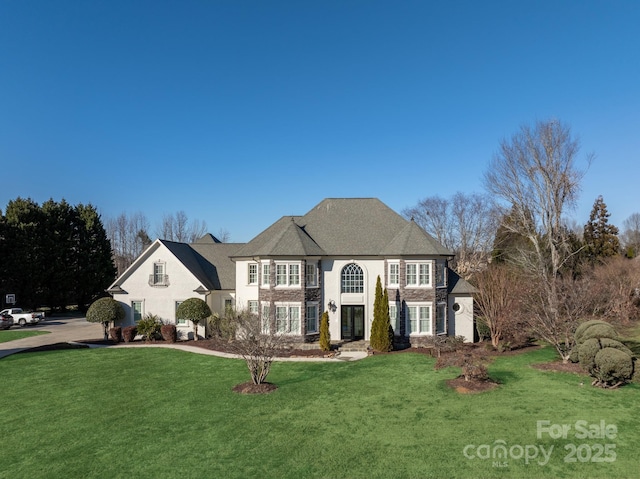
top-left (319, 311), bottom-right (331, 352)
top-left (370, 276), bottom-right (392, 352)
top-left (370, 276), bottom-right (384, 351)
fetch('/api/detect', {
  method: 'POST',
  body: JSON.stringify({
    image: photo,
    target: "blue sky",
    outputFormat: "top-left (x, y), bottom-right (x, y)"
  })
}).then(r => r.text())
top-left (1, 1), bottom-right (638, 242)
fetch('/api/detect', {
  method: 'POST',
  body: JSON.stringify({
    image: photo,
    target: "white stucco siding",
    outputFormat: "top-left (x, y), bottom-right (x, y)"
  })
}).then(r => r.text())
top-left (234, 260), bottom-right (259, 310)
top-left (448, 295), bottom-right (474, 343)
top-left (115, 244), bottom-right (208, 328)
top-left (321, 258), bottom-right (386, 341)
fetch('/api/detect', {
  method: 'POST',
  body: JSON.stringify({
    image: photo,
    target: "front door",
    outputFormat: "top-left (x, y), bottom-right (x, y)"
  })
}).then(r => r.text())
top-left (341, 305), bottom-right (365, 341)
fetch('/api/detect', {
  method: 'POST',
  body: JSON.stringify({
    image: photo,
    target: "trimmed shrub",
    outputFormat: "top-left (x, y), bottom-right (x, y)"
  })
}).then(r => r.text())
top-left (319, 311), bottom-right (331, 352)
top-left (161, 324), bottom-right (177, 343)
top-left (579, 323), bottom-right (617, 343)
top-left (109, 326), bottom-right (122, 343)
top-left (578, 338), bottom-right (602, 374)
top-left (86, 297), bottom-right (125, 340)
top-left (136, 314), bottom-right (163, 342)
top-left (579, 338), bottom-right (633, 374)
top-left (176, 298), bottom-right (211, 341)
top-left (122, 326), bottom-right (137, 343)
top-left (593, 348), bottom-right (634, 387)
top-left (574, 320), bottom-right (616, 344)
top-left (568, 348), bottom-right (580, 363)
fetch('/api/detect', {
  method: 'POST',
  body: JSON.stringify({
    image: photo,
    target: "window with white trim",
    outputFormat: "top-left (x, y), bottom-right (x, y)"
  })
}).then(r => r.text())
top-left (305, 263), bottom-right (317, 287)
top-left (150, 262), bottom-right (168, 286)
top-left (175, 300), bottom-right (186, 325)
top-left (407, 303), bottom-right (432, 335)
top-left (275, 262), bottom-right (301, 287)
top-left (262, 263), bottom-right (270, 286)
top-left (388, 262), bottom-right (399, 287)
top-left (406, 262), bottom-right (432, 287)
top-left (436, 303), bottom-right (446, 334)
top-left (275, 304), bottom-right (300, 334)
top-left (389, 303), bottom-right (400, 335)
top-left (436, 260), bottom-right (446, 287)
top-left (248, 300), bottom-right (259, 315)
top-left (248, 263), bottom-right (258, 285)
top-left (341, 263), bottom-right (364, 293)
top-left (306, 303), bottom-right (318, 333)
top-left (261, 303), bottom-right (270, 333)
top-left (132, 301), bottom-right (143, 323)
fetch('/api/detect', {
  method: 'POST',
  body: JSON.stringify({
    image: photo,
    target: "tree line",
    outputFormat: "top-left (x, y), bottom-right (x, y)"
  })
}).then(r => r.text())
top-left (0, 198), bottom-right (116, 311)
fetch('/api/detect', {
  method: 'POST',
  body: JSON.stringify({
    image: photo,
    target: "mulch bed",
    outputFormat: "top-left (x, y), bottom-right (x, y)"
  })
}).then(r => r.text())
top-left (232, 382), bottom-right (278, 394)
top-left (530, 360), bottom-right (586, 375)
top-left (446, 376), bottom-right (500, 394)
top-left (15, 342), bottom-right (90, 353)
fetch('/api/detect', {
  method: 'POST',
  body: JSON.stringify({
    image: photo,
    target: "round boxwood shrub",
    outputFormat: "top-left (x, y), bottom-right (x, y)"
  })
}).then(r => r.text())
top-left (579, 323), bottom-right (618, 343)
top-left (593, 348), bottom-right (634, 387)
top-left (578, 338), bottom-right (633, 374)
top-left (574, 320), bottom-right (610, 343)
top-left (86, 297), bottom-right (125, 340)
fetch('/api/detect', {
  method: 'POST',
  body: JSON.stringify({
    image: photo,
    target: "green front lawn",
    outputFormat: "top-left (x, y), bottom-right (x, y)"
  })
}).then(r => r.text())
top-left (0, 329), bottom-right (49, 343)
top-left (0, 346), bottom-right (637, 478)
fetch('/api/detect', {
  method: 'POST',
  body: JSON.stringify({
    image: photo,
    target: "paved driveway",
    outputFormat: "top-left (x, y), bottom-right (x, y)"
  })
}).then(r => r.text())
top-left (0, 316), bottom-right (103, 359)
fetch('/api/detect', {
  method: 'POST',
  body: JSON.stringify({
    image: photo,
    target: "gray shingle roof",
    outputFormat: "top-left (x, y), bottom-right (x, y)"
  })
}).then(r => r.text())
top-left (233, 216), bottom-right (326, 257)
top-left (234, 198), bottom-right (451, 257)
top-left (448, 270), bottom-right (478, 294)
top-left (188, 242), bottom-right (243, 290)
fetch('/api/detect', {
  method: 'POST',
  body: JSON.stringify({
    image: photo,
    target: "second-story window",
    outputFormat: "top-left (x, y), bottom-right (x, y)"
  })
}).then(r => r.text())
top-left (248, 263), bottom-right (258, 285)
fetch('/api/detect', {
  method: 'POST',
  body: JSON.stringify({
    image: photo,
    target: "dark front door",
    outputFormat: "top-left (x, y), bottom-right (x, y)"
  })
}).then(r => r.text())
top-left (341, 305), bottom-right (365, 341)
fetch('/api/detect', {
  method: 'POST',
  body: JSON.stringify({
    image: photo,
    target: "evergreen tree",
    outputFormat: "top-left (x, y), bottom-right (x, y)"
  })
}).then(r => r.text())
top-left (319, 311), bottom-right (331, 351)
top-left (382, 287), bottom-right (393, 351)
top-left (370, 276), bottom-right (392, 352)
top-left (583, 196), bottom-right (620, 262)
top-left (73, 204), bottom-right (117, 311)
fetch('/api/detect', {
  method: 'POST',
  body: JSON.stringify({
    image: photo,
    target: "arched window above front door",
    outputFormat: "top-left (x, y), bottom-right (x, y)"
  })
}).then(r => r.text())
top-left (341, 263), bottom-right (364, 293)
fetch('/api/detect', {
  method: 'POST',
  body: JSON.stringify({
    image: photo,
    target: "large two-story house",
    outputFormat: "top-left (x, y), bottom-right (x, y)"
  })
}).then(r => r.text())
top-left (108, 198), bottom-right (476, 344)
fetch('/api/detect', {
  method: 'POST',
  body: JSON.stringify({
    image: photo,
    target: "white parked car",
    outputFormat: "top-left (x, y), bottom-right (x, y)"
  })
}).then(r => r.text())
top-left (0, 308), bottom-right (44, 327)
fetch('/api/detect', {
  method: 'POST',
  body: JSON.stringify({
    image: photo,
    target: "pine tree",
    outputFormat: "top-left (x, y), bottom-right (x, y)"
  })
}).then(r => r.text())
top-left (319, 311), bottom-right (331, 351)
top-left (584, 196), bottom-right (620, 262)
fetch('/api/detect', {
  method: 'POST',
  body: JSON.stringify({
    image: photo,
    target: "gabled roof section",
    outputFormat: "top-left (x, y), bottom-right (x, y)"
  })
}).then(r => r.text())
top-left (108, 238), bottom-right (242, 293)
top-left (189, 242), bottom-right (244, 290)
top-left (162, 240), bottom-right (219, 290)
top-left (448, 270), bottom-right (478, 294)
top-left (380, 219), bottom-right (453, 256)
top-left (233, 216), bottom-right (326, 257)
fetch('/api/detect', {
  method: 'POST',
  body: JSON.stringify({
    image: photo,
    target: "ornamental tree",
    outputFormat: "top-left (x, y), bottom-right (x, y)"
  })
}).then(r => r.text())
top-left (86, 297), bottom-right (125, 340)
top-left (176, 297), bottom-right (211, 341)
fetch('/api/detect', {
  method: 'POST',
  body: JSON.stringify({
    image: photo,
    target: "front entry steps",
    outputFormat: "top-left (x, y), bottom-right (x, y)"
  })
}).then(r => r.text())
top-left (336, 340), bottom-right (369, 352)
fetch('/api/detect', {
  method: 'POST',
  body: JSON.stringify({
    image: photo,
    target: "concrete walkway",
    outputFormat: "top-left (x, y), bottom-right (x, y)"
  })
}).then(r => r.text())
top-left (0, 316), bottom-right (368, 362)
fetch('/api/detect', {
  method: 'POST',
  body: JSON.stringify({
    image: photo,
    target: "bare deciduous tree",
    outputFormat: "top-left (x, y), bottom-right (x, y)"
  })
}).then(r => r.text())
top-left (105, 212), bottom-right (151, 275)
top-left (226, 308), bottom-right (288, 385)
top-left (472, 265), bottom-right (521, 348)
top-left (403, 192), bottom-right (499, 277)
top-left (216, 227), bottom-right (231, 243)
top-left (621, 212), bottom-right (640, 258)
top-left (156, 210), bottom-right (207, 243)
top-left (484, 119), bottom-right (592, 362)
